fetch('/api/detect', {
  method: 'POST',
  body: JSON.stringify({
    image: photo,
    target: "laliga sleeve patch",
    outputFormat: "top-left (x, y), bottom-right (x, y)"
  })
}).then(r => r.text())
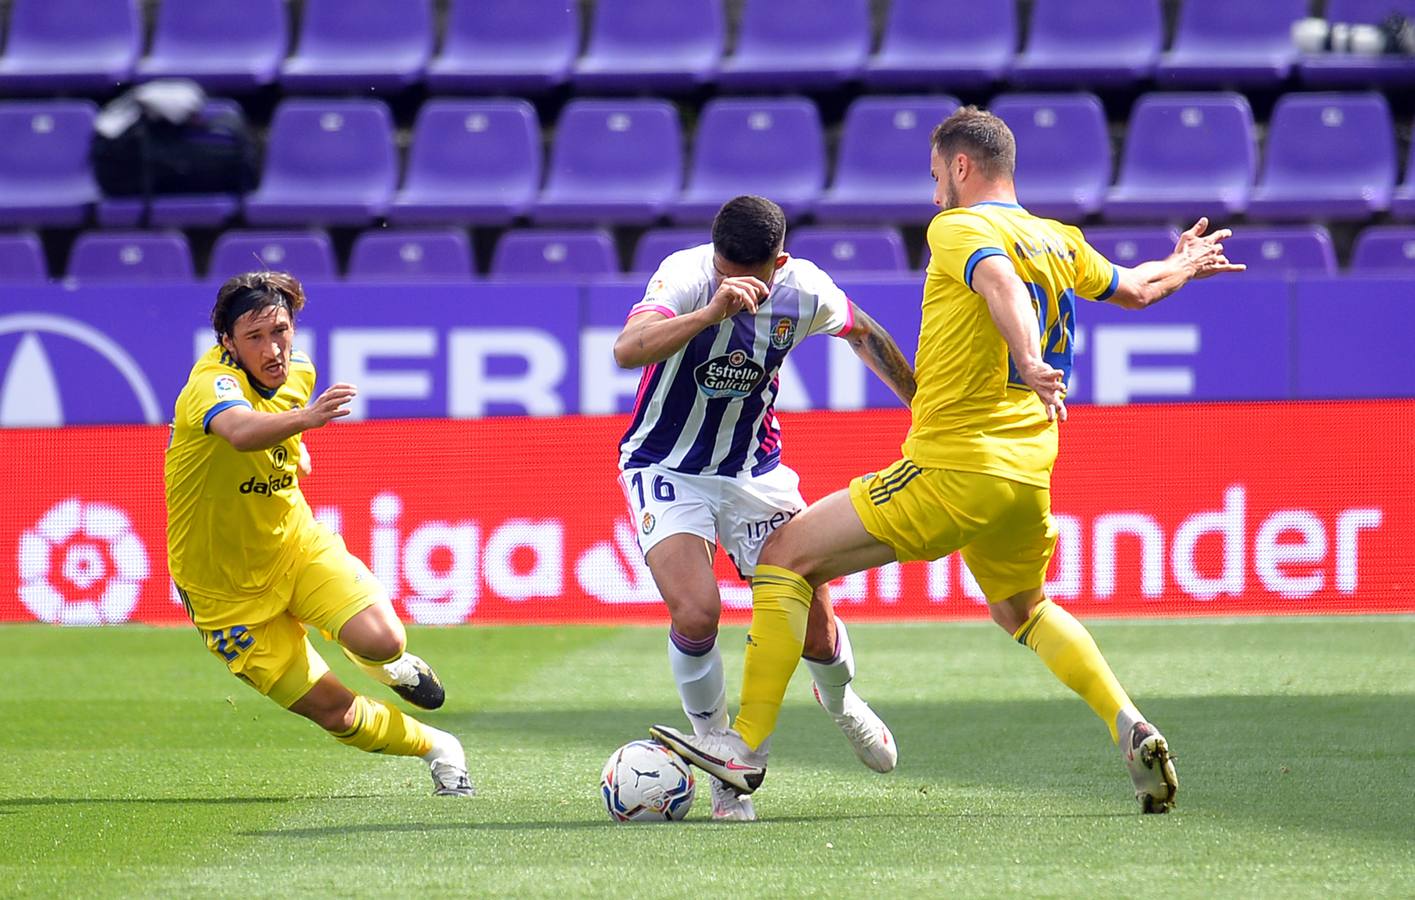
top-left (213, 374), bottom-right (242, 400)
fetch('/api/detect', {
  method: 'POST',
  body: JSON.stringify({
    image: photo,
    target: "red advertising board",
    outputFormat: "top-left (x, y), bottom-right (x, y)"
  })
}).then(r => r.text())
top-left (3, 401), bottom-right (1412, 625)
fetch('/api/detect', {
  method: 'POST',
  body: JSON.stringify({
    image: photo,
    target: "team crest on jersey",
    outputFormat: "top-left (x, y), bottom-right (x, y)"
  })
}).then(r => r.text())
top-left (641, 511), bottom-right (656, 535)
top-left (694, 349), bottom-right (765, 399)
top-left (769, 316), bottom-right (796, 349)
top-left (213, 374), bottom-right (241, 399)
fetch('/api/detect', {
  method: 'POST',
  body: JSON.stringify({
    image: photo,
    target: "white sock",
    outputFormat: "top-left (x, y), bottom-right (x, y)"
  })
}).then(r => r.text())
top-left (667, 630), bottom-right (728, 735)
top-left (419, 726), bottom-right (465, 767)
top-left (342, 645), bottom-right (405, 686)
top-left (1115, 706), bottom-right (1145, 744)
top-left (804, 615), bottom-right (857, 716)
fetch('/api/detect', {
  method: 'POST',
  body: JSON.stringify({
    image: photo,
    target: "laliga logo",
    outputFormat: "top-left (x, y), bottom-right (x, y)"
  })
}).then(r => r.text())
top-left (17, 499), bottom-right (150, 625)
top-left (0, 313), bottom-right (162, 426)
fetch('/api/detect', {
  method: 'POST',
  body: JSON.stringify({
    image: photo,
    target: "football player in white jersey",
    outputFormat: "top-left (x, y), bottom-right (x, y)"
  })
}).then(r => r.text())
top-left (613, 196), bottom-right (917, 820)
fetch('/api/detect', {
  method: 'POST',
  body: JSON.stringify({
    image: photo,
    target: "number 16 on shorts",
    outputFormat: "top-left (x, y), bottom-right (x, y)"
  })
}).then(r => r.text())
top-left (618, 468), bottom-right (701, 558)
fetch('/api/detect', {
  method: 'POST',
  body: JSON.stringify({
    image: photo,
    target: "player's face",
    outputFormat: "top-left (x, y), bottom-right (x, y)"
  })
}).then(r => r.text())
top-left (714, 252), bottom-right (787, 290)
top-left (930, 147), bottom-right (961, 210)
top-left (223, 305), bottom-right (294, 390)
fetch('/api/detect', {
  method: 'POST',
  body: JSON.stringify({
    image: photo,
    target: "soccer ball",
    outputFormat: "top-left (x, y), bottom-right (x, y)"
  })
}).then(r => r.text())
top-left (600, 740), bottom-right (696, 822)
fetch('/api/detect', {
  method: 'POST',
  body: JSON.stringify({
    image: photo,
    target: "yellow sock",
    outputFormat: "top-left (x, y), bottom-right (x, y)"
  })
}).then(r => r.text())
top-left (330, 695), bottom-right (435, 757)
top-left (1013, 599), bottom-right (1134, 744)
top-left (733, 565), bottom-right (813, 749)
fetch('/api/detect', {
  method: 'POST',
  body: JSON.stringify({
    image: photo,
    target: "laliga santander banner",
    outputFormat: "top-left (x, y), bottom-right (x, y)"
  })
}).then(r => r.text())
top-left (2, 401), bottom-right (1413, 626)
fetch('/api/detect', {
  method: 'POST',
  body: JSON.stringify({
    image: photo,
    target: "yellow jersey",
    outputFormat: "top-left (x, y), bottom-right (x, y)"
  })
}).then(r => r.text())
top-left (165, 344), bottom-right (317, 609)
top-left (904, 201), bottom-right (1118, 488)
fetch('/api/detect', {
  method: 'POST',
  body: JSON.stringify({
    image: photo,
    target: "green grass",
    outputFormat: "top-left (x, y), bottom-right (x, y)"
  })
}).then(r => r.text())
top-left (1, 618), bottom-right (1412, 898)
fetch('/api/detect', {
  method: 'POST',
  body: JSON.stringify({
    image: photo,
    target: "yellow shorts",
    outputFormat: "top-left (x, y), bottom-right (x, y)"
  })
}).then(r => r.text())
top-left (179, 526), bottom-right (385, 708)
top-left (849, 459), bottom-right (1057, 603)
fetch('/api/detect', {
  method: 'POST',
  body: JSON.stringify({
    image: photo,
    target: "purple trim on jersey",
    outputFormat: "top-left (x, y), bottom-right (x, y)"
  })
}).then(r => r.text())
top-left (619, 361), bottom-right (668, 454)
top-left (679, 312), bottom-right (760, 474)
top-left (622, 327), bottom-right (713, 469)
top-left (714, 288), bottom-right (800, 476)
top-left (627, 303), bottom-right (676, 321)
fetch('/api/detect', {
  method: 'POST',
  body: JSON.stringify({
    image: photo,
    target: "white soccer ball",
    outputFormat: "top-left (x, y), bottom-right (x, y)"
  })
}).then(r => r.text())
top-left (600, 740), bottom-right (696, 822)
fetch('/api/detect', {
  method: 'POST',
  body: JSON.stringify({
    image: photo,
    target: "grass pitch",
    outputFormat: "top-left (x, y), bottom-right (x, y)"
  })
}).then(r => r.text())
top-left (1, 617), bottom-right (1412, 898)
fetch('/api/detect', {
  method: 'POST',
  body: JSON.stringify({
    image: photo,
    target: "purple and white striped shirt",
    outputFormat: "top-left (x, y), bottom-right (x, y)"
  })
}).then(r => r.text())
top-left (618, 244), bottom-right (854, 477)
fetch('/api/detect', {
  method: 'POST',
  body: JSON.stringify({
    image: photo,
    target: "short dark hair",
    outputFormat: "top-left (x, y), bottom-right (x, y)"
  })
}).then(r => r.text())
top-left (211, 271), bottom-right (307, 338)
top-left (931, 106), bottom-right (1016, 180)
top-left (711, 195), bottom-right (786, 266)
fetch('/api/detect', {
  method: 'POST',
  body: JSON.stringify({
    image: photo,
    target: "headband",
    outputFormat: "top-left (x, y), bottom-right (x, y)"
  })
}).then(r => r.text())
top-left (219, 287), bottom-right (291, 336)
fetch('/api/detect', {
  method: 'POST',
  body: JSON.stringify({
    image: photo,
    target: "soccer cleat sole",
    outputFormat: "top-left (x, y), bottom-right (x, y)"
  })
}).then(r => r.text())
top-left (392, 663), bottom-right (446, 710)
top-left (1136, 737), bottom-right (1178, 814)
top-left (648, 725), bottom-right (765, 795)
top-left (432, 783), bottom-right (476, 798)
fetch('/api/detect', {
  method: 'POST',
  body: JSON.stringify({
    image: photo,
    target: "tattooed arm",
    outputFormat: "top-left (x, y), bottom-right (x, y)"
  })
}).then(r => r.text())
top-left (842, 303), bottom-right (916, 405)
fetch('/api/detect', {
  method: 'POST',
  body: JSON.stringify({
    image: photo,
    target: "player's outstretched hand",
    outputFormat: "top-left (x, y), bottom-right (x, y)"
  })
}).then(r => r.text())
top-left (305, 382), bottom-right (357, 428)
top-left (1019, 360), bottom-right (1067, 423)
top-left (1176, 217), bottom-right (1247, 280)
top-left (705, 275), bottom-right (768, 324)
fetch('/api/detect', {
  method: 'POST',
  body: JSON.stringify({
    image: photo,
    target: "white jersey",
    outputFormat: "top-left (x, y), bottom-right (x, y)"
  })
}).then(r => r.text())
top-left (618, 243), bottom-right (854, 477)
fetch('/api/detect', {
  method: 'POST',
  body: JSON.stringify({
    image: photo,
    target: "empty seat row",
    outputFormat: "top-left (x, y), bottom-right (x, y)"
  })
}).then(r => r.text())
top-left (2, 0), bottom-right (1413, 96)
top-left (7, 224), bottom-right (1414, 284)
top-left (5, 91), bottom-right (1415, 232)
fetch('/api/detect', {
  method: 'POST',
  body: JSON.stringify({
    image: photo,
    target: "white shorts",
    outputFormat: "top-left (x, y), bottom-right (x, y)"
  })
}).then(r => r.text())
top-left (617, 463), bottom-right (806, 578)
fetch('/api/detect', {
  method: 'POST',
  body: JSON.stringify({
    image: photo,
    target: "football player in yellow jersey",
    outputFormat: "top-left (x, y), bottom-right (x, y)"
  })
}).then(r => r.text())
top-left (654, 106), bottom-right (1245, 813)
top-left (165, 271), bottom-right (473, 797)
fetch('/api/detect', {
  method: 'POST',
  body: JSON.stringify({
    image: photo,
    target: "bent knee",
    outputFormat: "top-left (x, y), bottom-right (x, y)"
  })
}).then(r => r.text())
top-left (669, 602), bottom-right (721, 640)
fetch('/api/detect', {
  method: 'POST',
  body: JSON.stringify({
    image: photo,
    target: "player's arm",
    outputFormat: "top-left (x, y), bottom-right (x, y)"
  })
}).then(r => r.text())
top-left (841, 303), bottom-right (916, 404)
top-left (971, 255), bottom-right (1068, 423)
top-left (612, 276), bottom-right (768, 369)
top-left (297, 441), bottom-right (312, 476)
top-left (208, 383), bottom-right (356, 452)
top-left (1109, 217), bottom-right (1246, 310)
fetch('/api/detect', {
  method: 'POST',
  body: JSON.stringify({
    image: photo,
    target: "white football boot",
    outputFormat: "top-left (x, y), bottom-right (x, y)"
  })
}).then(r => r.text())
top-left (424, 728), bottom-right (475, 797)
top-left (1123, 721), bottom-right (1178, 813)
top-left (649, 724), bottom-right (767, 795)
top-left (814, 684), bottom-right (897, 774)
top-left (709, 776), bottom-right (757, 821)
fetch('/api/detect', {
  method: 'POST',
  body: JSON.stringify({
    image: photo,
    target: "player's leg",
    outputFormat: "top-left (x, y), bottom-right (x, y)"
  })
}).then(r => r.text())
top-left (801, 586), bottom-right (897, 772)
top-left (294, 526), bottom-right (447, 711)
top-left (652, 485), bottom-right (897, 792)
top-left (965, 483), bottom-right (1176, 812)
top-left (625, 469), bottom-right (754, 820)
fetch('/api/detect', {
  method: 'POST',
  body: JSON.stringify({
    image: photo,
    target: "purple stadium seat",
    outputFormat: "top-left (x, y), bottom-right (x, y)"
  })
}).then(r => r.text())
top-left (1247, 93), bottom-right (1396, 221)
top-left (427, 0), bottom-right (578, 93)
top-left (208, 230), bottom-right (338, 282)
top-left (788, 228), bottom-right (908, 272)
top-left (0, 0), bottom-right (139, 93)
top-left (281, 0), bottom-right (432, 92)
top-left (244, 99), bottom-right (397, 227)
top-left (1011, 0), bottom-right (1162, 86)
top-left (1103, 93), bottom-right (1257, 221)
top-left (1083, 226), bottom-right (1179, 267)
top-left (717, 0), bottom-right (870, 90)
top-left (535, 100), bottom-right (683, 225)
top-left (1350, 227), bottom-right (1415, 271)
top-left (137, 0), bottom-right (286, 91)
top-left (990, 93), bottom-right (1110, 222)
top-left (0, 233), bottom-right (48, 282)
top-left (96, 199), bottom-right (145, 228)
top-left (490, 230), bottom-right (619, 279)
top-left (817, 96), bottom-right (959, 224)
top-left (1300, 0), bottom-right (1415, 86)
top-left (631, 228), bottom-right (708, 273)
top-left (348, 230), bottom-right (474, 281)
top-left (1223, 226), bottom-right (1337, 275)
top-left (865, 0), bottom-right (1015, 90)
top-left (1392, 142), bottom-right (1415, 220)
top-left (1157, 0), bottom-right (1306, 87)
top-left (573, 0), bottom-right (723, 92)
top-left (672, 98), bottom-right (825, 222)
top-left (66, 231), bottom-right (194, 282)
top-left (390, 100), bottom-right (540, 226)
top-left (0, 101), bottom-right (99, 227)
